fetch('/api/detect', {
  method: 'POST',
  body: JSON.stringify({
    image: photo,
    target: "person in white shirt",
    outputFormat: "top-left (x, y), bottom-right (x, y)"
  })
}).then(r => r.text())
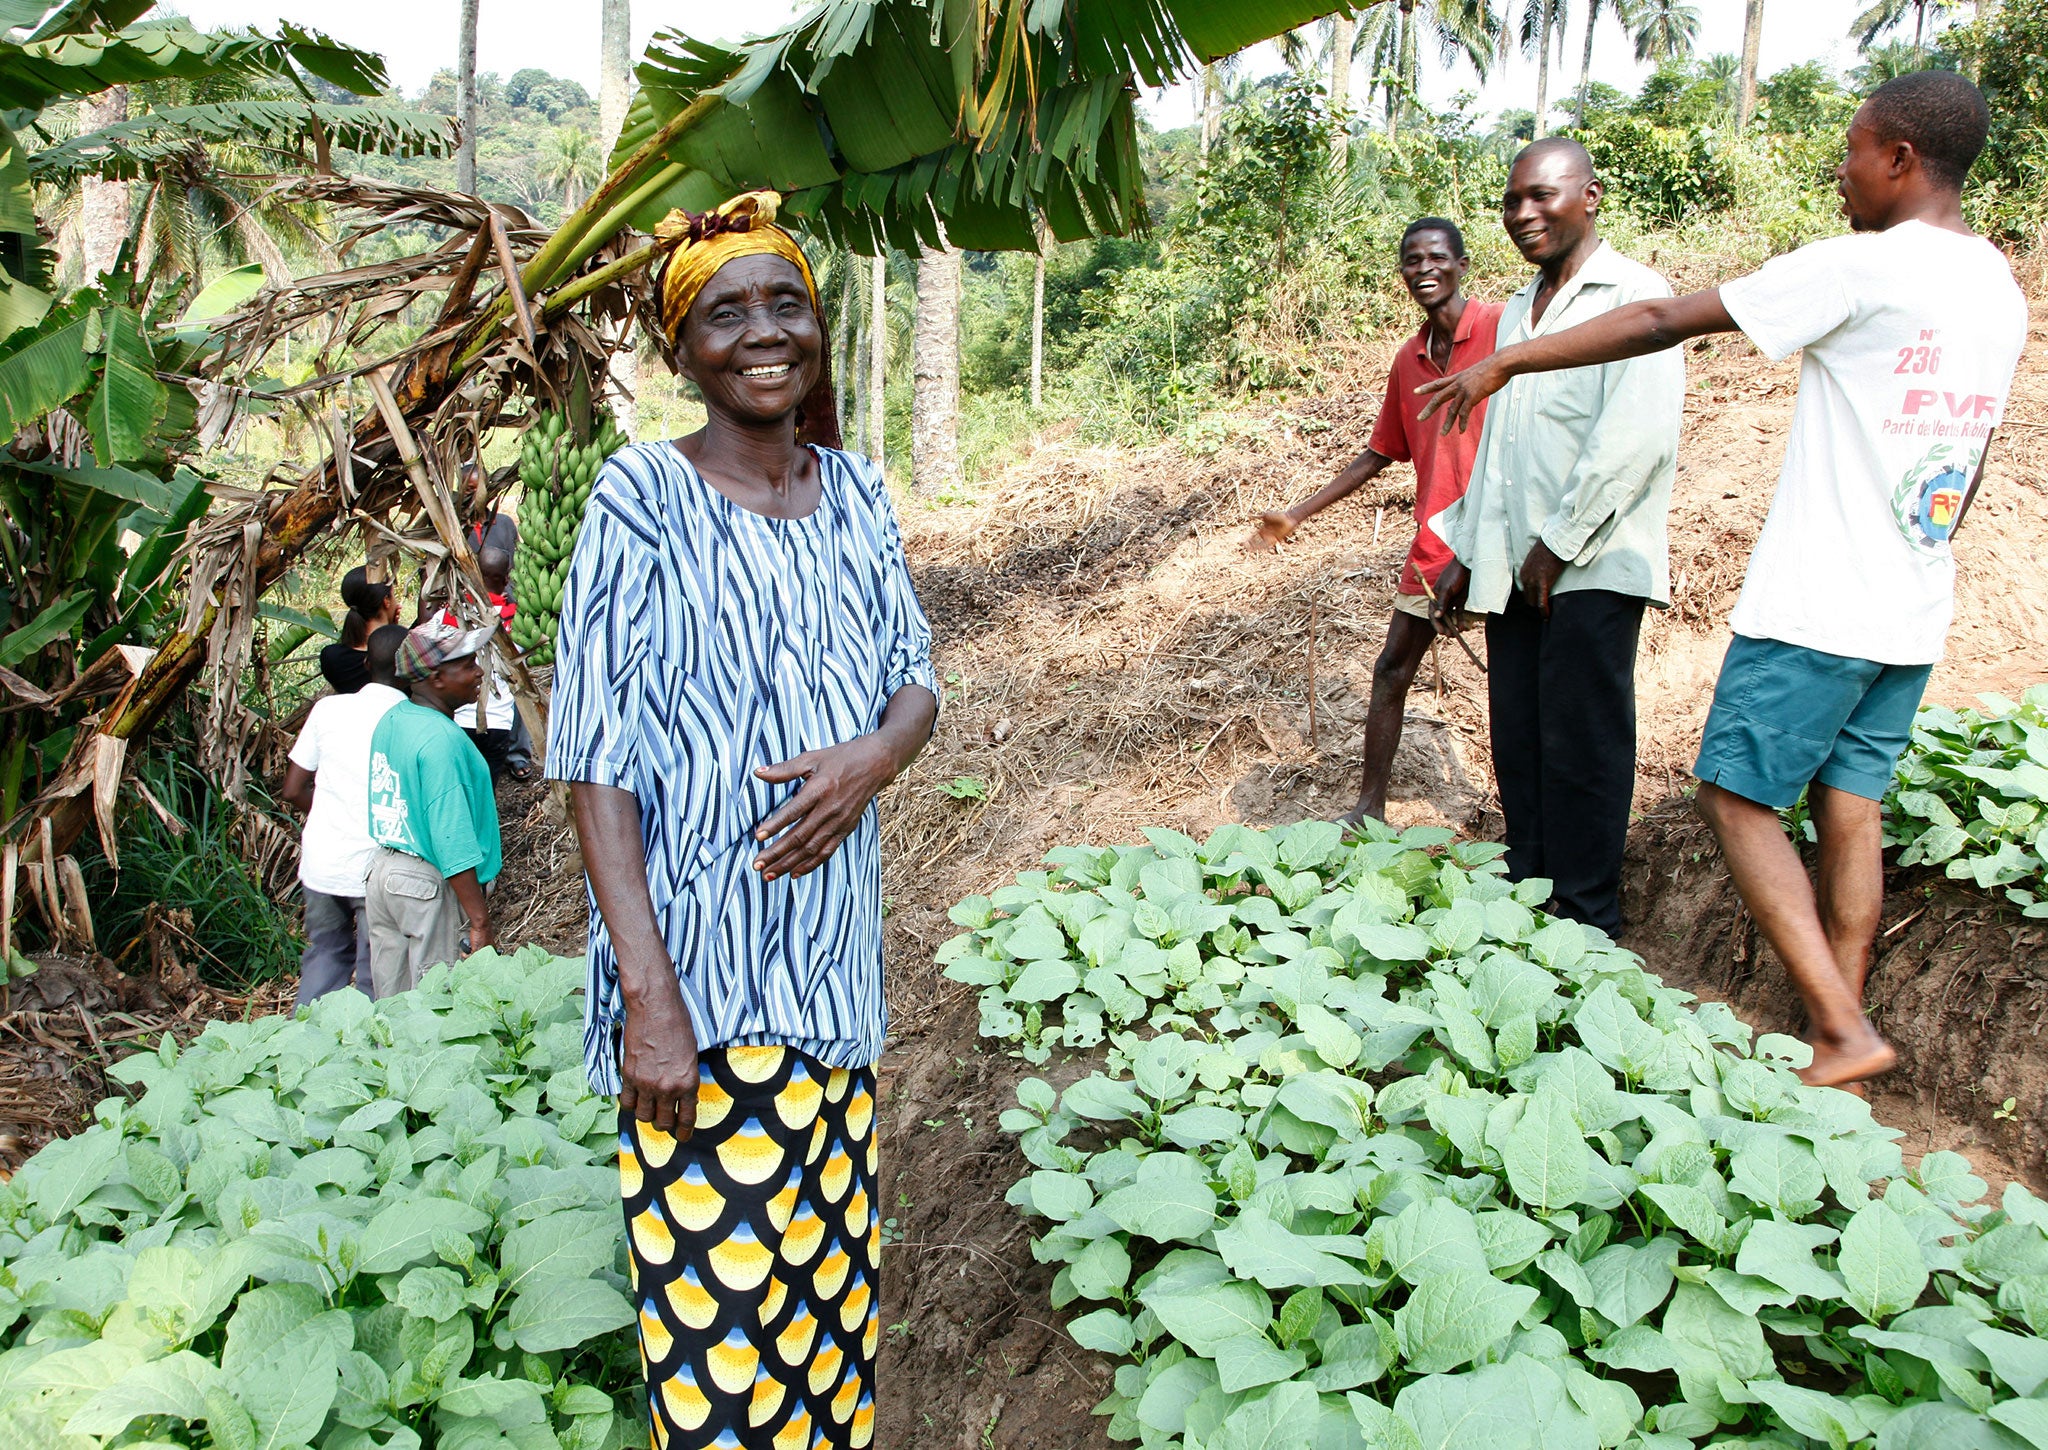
top-left (1416, 71), bottom-right (2026, 1088)
top-left (279, 624), bottom-right (408, 1005)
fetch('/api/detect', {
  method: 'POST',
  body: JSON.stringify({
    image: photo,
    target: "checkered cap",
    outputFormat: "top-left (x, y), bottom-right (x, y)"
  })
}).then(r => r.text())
top-left (395, 621), bottom-right (495, 683)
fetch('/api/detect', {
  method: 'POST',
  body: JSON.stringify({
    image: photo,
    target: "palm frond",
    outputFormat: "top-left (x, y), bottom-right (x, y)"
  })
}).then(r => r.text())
top-left (0, 16), bottom-right (392, 112)
top-left (29, 99), bottom-right (457, 184)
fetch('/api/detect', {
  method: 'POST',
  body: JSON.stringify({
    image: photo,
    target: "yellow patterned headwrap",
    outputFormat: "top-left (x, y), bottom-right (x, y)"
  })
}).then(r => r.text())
top-left (650, 191), bottom-right (820, 343)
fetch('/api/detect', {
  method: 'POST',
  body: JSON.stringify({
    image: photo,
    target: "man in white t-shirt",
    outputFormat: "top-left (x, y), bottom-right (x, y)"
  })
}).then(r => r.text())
top-left (280, 624), bottom-right (408, 1005)
top-left (1415, 71), bottom-right (2027, 1088)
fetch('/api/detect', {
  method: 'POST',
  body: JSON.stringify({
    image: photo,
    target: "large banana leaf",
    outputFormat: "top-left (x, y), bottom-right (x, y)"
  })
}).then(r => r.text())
top-left (605, 0), bottom-right (1358, 253)
top-left (30, 100), bottom-right (459, 183)
top-left (0, 592), bottom-right (91, 669)
top-left (0, 299), bottom-right (93, 437)
top-left (16, 458), bottom-right (194, 513)
top-left (0, 120), bottom-right (32, 236)
top-left (87, 305), bottom-right (166, 466)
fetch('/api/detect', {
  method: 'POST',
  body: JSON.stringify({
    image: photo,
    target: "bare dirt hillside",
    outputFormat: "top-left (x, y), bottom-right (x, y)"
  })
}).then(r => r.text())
top-left (847, 300), bottom-right (2048, 1448)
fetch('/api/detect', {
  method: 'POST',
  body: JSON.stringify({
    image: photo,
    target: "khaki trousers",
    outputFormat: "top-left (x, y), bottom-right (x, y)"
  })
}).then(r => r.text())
top-left (364, 847), bottom-right (463, 998)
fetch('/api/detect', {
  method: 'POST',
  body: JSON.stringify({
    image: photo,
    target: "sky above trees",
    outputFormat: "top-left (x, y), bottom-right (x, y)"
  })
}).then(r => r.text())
top-left (170, 1), bottom-right (1941, 129)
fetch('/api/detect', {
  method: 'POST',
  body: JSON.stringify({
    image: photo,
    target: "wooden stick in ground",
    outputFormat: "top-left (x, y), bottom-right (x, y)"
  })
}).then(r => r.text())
top-left (1306, 600), bottom-right (1320, 751)
top-left (365, 370), bottom-right (550, 752)
top-left (1417, 575), bottom-right (1487, 674)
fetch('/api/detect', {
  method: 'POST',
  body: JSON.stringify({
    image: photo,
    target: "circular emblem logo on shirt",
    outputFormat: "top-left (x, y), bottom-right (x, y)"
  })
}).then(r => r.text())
top-left (1891, 444), bottom-right (1974, 552)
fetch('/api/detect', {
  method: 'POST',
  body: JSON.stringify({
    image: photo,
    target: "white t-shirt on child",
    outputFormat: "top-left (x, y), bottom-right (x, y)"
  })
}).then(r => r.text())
top-left (289, 682), bottom-right (405, 897)
top-left (1719, 220), bottom-right (2027, 665)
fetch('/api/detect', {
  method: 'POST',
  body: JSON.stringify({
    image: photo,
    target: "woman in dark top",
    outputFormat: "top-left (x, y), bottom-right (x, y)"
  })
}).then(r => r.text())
top-left (319, 567), bottom-right (400, 694)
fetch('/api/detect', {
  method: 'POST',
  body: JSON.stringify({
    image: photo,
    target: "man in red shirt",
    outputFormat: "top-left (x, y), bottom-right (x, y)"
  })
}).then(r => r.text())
top-left (1248, 217), bottom-right (1504, 825)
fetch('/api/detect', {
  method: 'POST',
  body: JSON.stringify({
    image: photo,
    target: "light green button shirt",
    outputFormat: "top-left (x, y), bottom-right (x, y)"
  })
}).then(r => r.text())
top-left (1436, 240), bottom-right (1685, 613)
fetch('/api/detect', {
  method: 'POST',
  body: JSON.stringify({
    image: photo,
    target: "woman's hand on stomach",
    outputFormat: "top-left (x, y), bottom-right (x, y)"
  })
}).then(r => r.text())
top-left (750, 735), bottom-right (901, 882)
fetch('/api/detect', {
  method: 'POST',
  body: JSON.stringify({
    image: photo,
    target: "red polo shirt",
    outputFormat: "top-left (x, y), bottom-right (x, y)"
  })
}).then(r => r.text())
top-left (1367, 297), bottom-right (1504, 594)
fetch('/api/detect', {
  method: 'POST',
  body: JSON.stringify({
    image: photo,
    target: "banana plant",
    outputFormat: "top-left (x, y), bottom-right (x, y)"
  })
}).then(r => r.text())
top-left (0, 2), bottom-right (454, 857)
top-left (451, 0), bottom-right (1370, 366)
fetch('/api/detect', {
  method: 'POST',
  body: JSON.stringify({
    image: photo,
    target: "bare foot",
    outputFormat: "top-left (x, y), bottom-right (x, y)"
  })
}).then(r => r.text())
top-left (1797, 1033), bottom-right (1896, 1088)
top-left (1337, 803), bottom-right (1383, 836)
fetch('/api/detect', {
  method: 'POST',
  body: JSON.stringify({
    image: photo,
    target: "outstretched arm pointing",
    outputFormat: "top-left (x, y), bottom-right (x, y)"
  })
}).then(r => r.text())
top-left (1415, 289), bottom-right (1740, 434)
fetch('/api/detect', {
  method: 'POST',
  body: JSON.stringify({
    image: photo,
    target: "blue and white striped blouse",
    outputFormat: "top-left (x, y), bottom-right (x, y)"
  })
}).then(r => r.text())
top-left (546, 441), bottom-right (938, 1093)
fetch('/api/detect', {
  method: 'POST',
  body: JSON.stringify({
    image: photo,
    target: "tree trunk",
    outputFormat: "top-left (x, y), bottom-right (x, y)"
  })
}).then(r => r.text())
top-left (1329, 15), bottom-right (1354, 168)
top-left (598, 0), bottom-right (632, 156)
top-left (1030, 242), bottom-right (1045, 410)
top-left (595, 1), bottom-right (641, 441)
top-left (1737, 0), bottom-right (1764, 129)
top-left (1532, 0), bottom-right (1555, 139)
top-left (911, 244), bottom-right (961, 495)
top-left (852, 308), bottom-right (868, 460)
top-left (1389, 1), bottom-right (1419, 138)
top-left (1200, 64), bottom-right (1221, 158)
top-left (1576, 0), bottom-right (1599, 127)
top-left (834, 264), bottom-right (854, 431)
top-left (456, 0), bottom-right (481, 193)
top-left (78, 86), bottom-right (129, 281)
top-left (868, 253), bottom-right (887, 465)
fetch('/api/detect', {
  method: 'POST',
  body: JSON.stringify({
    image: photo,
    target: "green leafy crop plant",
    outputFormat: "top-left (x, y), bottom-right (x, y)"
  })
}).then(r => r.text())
top-left (942, 818), bottom-right (2048, 1450)
top-left (1880, 687), bottom-right (2048, 919)
top-left (0, 948), bottom-right (641, 1450)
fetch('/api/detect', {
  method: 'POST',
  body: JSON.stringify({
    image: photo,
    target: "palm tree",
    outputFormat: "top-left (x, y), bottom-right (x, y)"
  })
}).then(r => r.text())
top-left (77, 86), bottom-right (128, 280)
top-left (911, 243), bottom-right (961, 493)
top-left (1737, 0), bottom-right (1764, 128)
top-left (1703, 51), bottom-right (1742, 111)
top-left (598, 0), bottom-right (636, 441)
top-left (599, 0), bottom-right (632, 154)
top-left (456, 0), bottom-right (481, 192)
top-left (1277, 26), bottom-right (1320, 74)
top-left (1200, 52), bottom-right (1249, 158)
top-left (867, 253), bottom-right (888, 462)
top-left (1344, 0), bottom-right (1500, 139)
top-left (1574, 0), bottom-right (1627, 126)
top-left (537, 126), bottom-right (601, 210)
top-left (1524, 0), bottom-right (1565, 138)
top-left (51, 68), bottom-right (343, 296)
top-left (1851, 38), bottom-right (1922, 91)
top-left (1629, 0), bottom-right (1701, 63)
top-left (1329, 13), bottom-right (1356, 166)
top-left (1851, 0), bottom-right (1959, 62)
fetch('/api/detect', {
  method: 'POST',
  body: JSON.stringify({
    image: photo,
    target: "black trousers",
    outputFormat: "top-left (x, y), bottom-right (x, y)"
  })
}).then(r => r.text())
top-left (1485, 586), bottom-right (1645, 935)
top-left (464, 727), bottom-right (514, 784)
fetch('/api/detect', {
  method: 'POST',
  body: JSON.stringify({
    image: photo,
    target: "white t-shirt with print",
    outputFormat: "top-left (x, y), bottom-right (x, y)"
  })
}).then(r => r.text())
top-left (1719, 221), bottom-right (2027, 665)
top-left (289, 682), bottom-right (405, 897)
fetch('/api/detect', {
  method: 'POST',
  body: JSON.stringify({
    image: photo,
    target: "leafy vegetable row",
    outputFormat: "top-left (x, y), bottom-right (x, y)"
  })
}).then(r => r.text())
top-left (0, 947), bottom-right (642, 1450)
top-left (1875, 685), bottom-right (2048, 918)
top-left (944, 819), bottom-right (2048, 1450)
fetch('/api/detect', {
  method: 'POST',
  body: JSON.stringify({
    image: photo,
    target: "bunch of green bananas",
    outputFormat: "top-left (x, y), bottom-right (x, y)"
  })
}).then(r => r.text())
top-left (508, 407), bottom-right (626, 665)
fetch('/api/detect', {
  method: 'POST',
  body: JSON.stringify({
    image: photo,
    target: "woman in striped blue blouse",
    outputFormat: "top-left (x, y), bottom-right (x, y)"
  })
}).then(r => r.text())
top-left (547, 192), bottom-right (939, 1450)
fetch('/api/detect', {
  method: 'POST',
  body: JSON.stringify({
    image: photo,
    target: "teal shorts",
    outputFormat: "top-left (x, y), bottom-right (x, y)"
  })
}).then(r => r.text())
top-left (1693, 634), bottom-right (1931, 810)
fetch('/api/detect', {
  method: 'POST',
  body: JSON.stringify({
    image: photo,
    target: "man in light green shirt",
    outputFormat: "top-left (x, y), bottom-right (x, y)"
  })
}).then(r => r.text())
top-left (365, 621), bottom-right (503, 996)
top-left (1432, 139), bottom-right (1684, 935)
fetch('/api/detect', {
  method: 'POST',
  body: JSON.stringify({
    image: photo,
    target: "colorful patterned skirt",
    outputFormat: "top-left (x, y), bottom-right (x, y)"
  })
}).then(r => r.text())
top-left (619, 1045), bottom-right (879, 1450)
